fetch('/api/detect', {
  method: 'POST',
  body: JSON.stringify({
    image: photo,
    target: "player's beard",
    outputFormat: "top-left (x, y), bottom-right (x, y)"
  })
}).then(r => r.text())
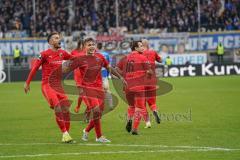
top-left (55, 42), bottom-right (61, 49)
top-left (52, 42), bottom-right (61, 49)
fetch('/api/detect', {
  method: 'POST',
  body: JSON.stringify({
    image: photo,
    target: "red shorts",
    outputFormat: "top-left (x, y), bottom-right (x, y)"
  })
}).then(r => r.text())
top-left (81, 86), bottom-right (104, 110)
top-left (41, 84), bottom-right (70, 108)
top-left (125, 87), bottom-right (146, 109)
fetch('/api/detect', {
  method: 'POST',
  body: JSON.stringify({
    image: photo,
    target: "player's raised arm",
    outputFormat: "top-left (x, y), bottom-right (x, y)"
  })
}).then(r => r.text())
top-left (24, 56), bottom-right (43, 94)
top-left (106, 65), bottom-right (127, 87)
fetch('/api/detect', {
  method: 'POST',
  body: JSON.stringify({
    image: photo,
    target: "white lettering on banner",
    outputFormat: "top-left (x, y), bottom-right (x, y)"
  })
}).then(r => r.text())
top-left (224, 36), bottom-right (234, 48)
top-left (208, 37), bottom-right (216, 49)
top-left (23, 42), bottom-right (34, 55)
top-left (214, 66), bottom-right (225, 75)
top-left (0, 43), bottom-right (11, 55)
top-left (186, 34), bottom-right (240, 51)
top-left (188, 65), bottom-right (196, 76)
top-left (168, 53), bottom-right (207, 65)
top-left (0, 41), bottom-right (49, 56)
top-left (202, 64), bottom-right (214, 75)
top-left (165, 65), bottom-right (196, 77)
top-left (0, 70), bottom-right (6, 83)
top-left (11, 42), bottom-right (22, 51)
top-left (234, 36), bottom-right (240, 48)
top-left (226, 65), bottom-right (234, 75)
top-left (168, 67), bottom-right (179, 77)
top-left (162, 63), bottom-right (240, 77)
top-left (234, 66), bottom-right (240, 74)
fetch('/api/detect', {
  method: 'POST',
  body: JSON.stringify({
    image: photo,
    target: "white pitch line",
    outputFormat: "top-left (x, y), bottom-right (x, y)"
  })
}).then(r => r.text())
top-left (0, 142), bottom-right (239, 151)
top-left (0, 148), bottom-right (239, 159)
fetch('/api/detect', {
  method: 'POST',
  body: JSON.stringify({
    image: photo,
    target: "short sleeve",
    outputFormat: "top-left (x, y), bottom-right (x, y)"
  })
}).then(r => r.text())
top-left (117, 56), bottom-right (126, 70)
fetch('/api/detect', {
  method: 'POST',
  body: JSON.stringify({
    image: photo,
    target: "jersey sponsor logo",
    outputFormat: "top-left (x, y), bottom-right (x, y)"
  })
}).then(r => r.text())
top-left (59, 53), bottom-right (63, 58)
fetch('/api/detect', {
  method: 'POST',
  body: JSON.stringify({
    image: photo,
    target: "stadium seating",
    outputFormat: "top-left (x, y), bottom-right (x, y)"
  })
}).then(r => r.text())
top-left (0, 0), bottom-right (239, 38)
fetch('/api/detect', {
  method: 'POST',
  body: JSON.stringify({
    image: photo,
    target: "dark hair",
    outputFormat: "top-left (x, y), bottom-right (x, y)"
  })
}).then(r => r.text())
top-left (75, 39), bottom-right (84, 51)
top-left (83, 37), bottom-right (95, 45)
top-left (130, 40), bottom-right (141, 51)
top-left (47, 32), bottom-right (59, 43)
top-left (97, 43), bottom-right (103, 50)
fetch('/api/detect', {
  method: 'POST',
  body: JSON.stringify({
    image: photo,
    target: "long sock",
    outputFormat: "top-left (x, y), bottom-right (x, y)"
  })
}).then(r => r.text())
top-left (55, 111), bottom-right (67, 133)
top-left (85, 120), bottom-right (95, 132)
top-left (133, 110), bottom-right (142, 130)
top-left (94, 118), bottom-right (102, 138)
top-left (142, 109), bottom-right (150, 122)
top-left (127, 106), bottom-right (135, 121)
top-left (63, 111), bottom-right (70, 132)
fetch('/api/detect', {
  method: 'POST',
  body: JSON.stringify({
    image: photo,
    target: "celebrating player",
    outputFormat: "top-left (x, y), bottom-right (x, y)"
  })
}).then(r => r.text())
top-left (24, 32), bottom-right (74, 143)
top-left (71, 39), bottom-right (87, 113)
top-left (68, 38), bottom-right (126, 142)
top-left (116, 40), bottom-right (153, 135)
top-left (142, 39), bottom-right (161, 124)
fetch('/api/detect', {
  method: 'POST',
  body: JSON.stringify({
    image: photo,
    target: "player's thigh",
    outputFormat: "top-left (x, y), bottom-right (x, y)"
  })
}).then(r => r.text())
top-left (134, 91), bottom-right (146, 109)
top-left (41, 85), bottom-right (60, 108)
top-left (125, 90), bottom-right (135, 106)
top-left (57, 93), bottom-right (71, 108)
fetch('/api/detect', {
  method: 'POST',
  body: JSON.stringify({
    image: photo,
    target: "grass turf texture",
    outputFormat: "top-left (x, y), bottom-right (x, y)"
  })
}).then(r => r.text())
top-left (0, 76), bottom-right (239, 159)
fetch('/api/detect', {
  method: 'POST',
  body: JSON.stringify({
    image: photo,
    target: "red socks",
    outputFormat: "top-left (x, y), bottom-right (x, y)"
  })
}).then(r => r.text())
top-left (55, 111), bottom-right (67, 133)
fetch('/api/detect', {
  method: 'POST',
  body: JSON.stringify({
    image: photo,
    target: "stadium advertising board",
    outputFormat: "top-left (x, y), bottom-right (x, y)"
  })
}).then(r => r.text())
top-left (161, 53), bottom-right (207, 65)
top-left (0, 32), bottom-right (240, 56)
top-left (188, 32), bottom-right (240, 51)
top-left (0, 39), bottom-right (49, 56)
top-left (158, 63), bottom-right (240, 77)
top-left (127, 31), bottom-right (240, 53)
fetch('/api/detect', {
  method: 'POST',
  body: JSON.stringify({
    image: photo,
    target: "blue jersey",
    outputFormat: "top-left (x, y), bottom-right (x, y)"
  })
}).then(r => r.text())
top-left (100, 51), bottom-right (110, 78)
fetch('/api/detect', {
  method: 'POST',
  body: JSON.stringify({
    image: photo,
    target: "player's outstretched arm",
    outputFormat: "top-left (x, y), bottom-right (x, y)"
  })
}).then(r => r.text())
top-left (24, 59), bottom-right (42, 94)
top-left (107, 66), bottom-right (127, 87)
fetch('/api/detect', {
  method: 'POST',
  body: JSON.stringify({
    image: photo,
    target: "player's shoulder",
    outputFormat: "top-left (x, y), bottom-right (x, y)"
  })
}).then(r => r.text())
top-left (71, 49), bottom-right (77, 55)
top-left (146, 49), bottom-right (157, 54)
top-left (58, 49), bottom-right (69, 54)
top-left (40, 49), bottom-right (51, 58)
top-left (95, 52), bottom-right (105, 59)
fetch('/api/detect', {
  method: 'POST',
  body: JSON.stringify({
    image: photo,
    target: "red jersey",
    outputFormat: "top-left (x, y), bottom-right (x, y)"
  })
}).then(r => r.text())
top-left (117, 51), bottom-right (150, 91)
top-left (26, 49), bottom-right (73, 86)
top-left (71, 49), bottom-right (84, 87)
top-left (76, 52), bottom-right (109, 88)
top-left (143, 49), bottom-right (161, 70)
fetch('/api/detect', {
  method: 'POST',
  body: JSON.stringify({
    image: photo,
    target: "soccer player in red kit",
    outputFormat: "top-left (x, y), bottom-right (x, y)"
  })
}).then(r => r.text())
top-left (116, 41), bottom-right (153, 135)
top-left (142, 39), bottom-right (161, 124)
top-left (24, 32), bottom-right (74, 143)
top-left (71, 39), bottom-right (87, 113)
top-left (69, 38), bottom-right (125, 142)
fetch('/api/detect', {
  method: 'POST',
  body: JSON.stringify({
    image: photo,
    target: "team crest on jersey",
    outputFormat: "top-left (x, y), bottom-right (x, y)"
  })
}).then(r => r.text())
top-left (59, 53), bottom-right (63, 58)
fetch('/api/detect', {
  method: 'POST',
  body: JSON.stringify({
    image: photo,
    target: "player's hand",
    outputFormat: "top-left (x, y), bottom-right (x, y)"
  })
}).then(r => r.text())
top-left (146, 69), bottom-right (153, 78)
top-left (24, 83), bottom-right (30, 94)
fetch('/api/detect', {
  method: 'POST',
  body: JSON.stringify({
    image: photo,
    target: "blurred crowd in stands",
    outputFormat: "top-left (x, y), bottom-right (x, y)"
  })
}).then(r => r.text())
top-left (0, 0), bottom-right (239, 38)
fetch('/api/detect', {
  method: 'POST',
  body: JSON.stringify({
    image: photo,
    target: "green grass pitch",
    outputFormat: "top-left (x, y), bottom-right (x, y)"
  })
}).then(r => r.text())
top-left (0, 76), bottom-right (240, 160)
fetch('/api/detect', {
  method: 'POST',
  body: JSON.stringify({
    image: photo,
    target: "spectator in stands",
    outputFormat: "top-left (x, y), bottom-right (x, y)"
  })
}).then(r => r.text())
top-left (0, 0), bottom-right (240, 37)
top-left (13, 46), bottom-right (21, 66)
